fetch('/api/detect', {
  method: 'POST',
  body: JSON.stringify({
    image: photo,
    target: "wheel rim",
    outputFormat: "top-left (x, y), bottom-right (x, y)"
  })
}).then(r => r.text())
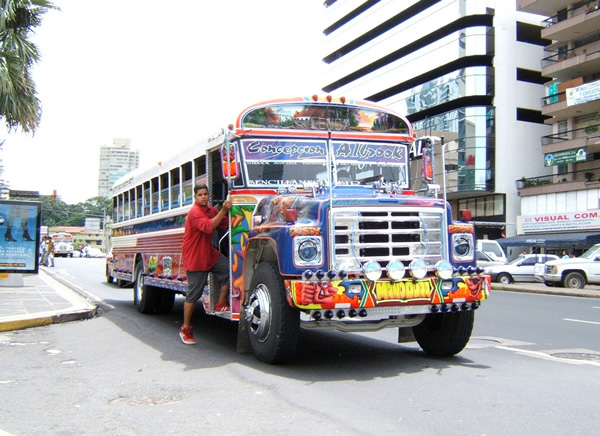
top-left (135, 269), bottom-right (144, 302)
top-left (247, 284), bottom-right (272, 342)
top-left (499, 276), bottom-right (509, 284)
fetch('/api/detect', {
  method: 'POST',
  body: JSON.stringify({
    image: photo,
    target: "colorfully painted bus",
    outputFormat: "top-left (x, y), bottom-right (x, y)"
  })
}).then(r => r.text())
top-left (51, 232), bottom-right (74, 258)
top-left (107, 95), bottom-right (490, 363)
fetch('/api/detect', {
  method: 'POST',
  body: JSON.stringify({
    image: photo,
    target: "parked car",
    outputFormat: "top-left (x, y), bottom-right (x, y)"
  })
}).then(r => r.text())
top-left (476, 239), bottom-right (507, 263)
top-left (82, 247), bottom-right (106, 258)
top-left (485, 254), bottom-right (560, 284)
top-left (542, 244), bottom-right (600, 288)
top-left (476, 250), bottom-right (506, 269)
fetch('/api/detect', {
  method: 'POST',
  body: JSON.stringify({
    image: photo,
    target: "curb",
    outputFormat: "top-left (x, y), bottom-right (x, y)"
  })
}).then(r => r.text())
top-left (492, 283), bottom-right (600, 298)
top-left (0, 269), bottom-right (97, 332)
top-left (0, 308), bottom-right (97, 332)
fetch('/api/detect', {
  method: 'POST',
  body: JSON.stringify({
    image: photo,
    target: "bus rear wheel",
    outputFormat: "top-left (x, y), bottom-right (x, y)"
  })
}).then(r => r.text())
top-left (133, 261), bottom-right (158, 314)
top-left (247, 262), bottom-right (299, 364)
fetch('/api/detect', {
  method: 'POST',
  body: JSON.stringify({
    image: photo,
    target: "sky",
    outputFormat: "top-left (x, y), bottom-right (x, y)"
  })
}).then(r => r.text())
top-left (1, 0), bottom-right (326, 204)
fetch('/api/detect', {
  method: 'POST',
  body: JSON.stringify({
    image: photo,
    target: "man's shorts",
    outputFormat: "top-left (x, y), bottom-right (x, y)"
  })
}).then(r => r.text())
top-left (185, 254), bottom-right (229, 303)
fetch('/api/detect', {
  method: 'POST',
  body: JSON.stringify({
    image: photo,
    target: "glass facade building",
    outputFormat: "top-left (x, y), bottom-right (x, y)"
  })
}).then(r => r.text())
top-left (320, 0), bottom-right (550, 241)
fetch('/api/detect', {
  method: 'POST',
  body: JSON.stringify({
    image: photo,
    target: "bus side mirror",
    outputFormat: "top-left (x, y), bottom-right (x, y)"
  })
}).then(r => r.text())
top-left (421, 140), bottom-right (434, 182)
top-left (221, 142), bottom-right (239, 180)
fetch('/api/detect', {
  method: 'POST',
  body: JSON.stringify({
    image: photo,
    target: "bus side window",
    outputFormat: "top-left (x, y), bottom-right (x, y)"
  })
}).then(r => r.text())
top-left (171, 168), bottom-right (180, 208)
top-left (182, 181), bottom-right (193, 205)
top-left (212, 182), bottom-right (227, 206)
top-left (171, 184), bottom-right (180, 208)
top-left (143, 182), bottom-right (151, 215)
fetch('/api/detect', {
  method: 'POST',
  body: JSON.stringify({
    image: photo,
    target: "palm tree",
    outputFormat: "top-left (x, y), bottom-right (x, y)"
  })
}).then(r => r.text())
top-left (0, 0), bottom-right (57, 134)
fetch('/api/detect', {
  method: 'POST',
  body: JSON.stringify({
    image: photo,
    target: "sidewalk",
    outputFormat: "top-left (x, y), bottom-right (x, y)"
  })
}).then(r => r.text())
top-left (0, 270), bottom-right (599, 333)
top-left (0, 268), bottom-right (97, 332)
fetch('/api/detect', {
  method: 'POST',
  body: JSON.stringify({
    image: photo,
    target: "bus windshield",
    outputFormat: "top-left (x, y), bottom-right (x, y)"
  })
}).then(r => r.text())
top-left (241, 138), bottom-right (408, 188)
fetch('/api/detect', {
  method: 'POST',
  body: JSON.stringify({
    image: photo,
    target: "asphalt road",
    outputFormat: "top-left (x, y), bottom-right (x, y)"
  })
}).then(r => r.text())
top-left (1, 257), bottom-right (599, 435)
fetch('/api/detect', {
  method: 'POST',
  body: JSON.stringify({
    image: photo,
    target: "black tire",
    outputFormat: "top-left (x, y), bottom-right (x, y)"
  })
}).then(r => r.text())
top-left (496, 273), bottom-right (512, 284)
top-left (106, 265), bottom-right (114, 284)
top-left (413, 310), bottom-right (475, 357)
top-left (247, 262), bottom-right (299, 364)
top-left (156, 290), bottom-right (175, 314)
top-left (563, 271), bottom-right (585, 289)
top-left (133, 261), bottom-right (158, 314)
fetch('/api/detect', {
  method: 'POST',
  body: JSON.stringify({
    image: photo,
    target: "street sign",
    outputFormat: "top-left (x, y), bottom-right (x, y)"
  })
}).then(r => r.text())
top-left (8, 190), bottom-right (40, 198)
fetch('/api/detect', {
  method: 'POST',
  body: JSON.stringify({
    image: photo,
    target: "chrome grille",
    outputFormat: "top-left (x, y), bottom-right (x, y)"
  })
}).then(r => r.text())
top-left (331, 207), bottom-right (444, 271)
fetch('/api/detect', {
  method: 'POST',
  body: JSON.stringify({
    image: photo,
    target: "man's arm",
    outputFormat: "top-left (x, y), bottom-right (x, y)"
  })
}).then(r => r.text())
top-left (211, 200), bottom-right (232, 230)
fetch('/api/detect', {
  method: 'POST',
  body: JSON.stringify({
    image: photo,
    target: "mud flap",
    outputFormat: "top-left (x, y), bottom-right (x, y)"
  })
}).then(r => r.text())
top-left (236, 309), bottom-right (252, 354)
top-left (398, 327), bottom-right (416, 343)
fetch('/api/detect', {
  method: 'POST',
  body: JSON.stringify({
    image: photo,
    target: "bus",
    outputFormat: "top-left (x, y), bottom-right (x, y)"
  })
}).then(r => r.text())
top-left (52, 232), bottom-right (73, 258)
top-left (107, 95), bottom-right (490, 363)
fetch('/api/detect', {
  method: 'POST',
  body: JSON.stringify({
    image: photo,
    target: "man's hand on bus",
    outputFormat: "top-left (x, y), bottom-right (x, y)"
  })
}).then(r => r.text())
top-left (222, 199), bottom-right (232, 212)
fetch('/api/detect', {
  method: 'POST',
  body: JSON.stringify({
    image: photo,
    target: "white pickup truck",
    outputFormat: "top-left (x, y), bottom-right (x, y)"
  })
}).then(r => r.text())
top-left (540, 244), bottom-right (600, 288)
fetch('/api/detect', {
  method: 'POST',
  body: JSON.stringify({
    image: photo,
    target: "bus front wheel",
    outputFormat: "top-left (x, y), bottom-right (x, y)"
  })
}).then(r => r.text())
top-left (133, 261), bottom-right (158, 314)
top-left (413, 310), bottom-right (474, 357)
top-left (246, 262), bottom-right (299, 364)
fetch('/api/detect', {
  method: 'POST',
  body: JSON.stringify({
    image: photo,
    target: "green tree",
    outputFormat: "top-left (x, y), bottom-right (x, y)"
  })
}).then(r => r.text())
top-left (38, 195), bottom-right (111, 227)
top-left (0, 0), bottom-right (57, 133)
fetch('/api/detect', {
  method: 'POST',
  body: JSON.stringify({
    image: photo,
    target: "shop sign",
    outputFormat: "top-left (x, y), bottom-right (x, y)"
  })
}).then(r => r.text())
top-left (567, 79), bottom-right (600, 106)
top-left (522, 211), bottom-right (600, 233)
top-left (544, 148), bottom-right (586, 166)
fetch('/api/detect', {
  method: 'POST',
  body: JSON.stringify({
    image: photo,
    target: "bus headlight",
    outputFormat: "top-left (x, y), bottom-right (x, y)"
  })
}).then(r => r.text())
top-left (363, 261), bottom-right (382, 281)
top-left (435, 260), bottom-right (454, 279)
top-left (386, 260), bottom-right (406, 281)
top-left (294, 237), bottom-right (322, 266)
top-left (453, 233), bottom-right (474, 261)
top-left (409, 259), bottom-right (428, 279)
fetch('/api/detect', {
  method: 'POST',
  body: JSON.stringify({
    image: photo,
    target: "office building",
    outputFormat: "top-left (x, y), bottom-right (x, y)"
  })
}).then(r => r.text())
top-left (511, 0), bottom-right (600, 253)
top-left (97, 138), bottom-right (139, 198)
top-left (320, 0), bottom-right (551, 248)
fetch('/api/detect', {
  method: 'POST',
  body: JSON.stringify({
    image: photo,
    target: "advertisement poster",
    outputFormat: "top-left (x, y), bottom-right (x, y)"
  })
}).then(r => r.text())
top-left (0, 201), bottom-right (41, 273)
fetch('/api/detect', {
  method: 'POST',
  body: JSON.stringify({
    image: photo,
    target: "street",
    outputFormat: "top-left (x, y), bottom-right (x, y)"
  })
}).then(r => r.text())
top-left (1, 257), bottom-right (599, 435)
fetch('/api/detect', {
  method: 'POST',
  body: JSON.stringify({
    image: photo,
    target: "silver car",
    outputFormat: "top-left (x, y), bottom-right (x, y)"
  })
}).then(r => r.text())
top-left (476, 250), bottom-right (506, 268)
top-left (485, 254), bottom-right (560, 284)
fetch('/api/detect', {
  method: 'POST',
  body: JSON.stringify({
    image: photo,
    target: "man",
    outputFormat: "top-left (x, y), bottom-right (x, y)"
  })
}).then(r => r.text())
top-left (179, 184), bottom-right (232, 345)
top-left (46, 236), bottom-right (55, 267)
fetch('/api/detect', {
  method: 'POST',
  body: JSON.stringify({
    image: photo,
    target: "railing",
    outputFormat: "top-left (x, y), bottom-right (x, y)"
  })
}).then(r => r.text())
top-left (541, 124), bottom-right (600, 145)
top-left (541, 1), bottom-right (600, 27)
top-left (515, 167), bottom-right (600, 190)
top-left (541, 90), bottom-right (566, 107)
top-left (542, 44), bottom-right (600, 69)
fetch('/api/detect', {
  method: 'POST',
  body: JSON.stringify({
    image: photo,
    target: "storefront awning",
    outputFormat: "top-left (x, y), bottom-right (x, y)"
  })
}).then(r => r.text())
top-left (497, 232), bottom-right (600, 247)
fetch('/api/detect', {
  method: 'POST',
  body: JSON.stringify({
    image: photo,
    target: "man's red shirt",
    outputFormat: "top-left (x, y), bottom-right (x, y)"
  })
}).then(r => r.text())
top-left (182, 202), bottom-right (228, 272)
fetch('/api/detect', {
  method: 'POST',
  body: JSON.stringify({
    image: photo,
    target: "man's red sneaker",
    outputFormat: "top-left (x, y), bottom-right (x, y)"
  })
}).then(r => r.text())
top-left (179, 326), bottom-right (195, 345)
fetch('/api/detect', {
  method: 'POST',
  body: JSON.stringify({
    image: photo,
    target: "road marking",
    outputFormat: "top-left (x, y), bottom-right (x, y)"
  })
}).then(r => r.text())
top-left (497, 345), bottom-right (600, 367)
top-left (563, 318), bottom-right (600, 325)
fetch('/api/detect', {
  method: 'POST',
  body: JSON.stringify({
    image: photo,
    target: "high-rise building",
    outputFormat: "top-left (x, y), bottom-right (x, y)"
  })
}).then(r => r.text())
top-left (97, 138), bottom-right (139, 198)
top-left (512, 0), bottom-right (600, 252)
top-left (320, 1), bottom-right (551, 245)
